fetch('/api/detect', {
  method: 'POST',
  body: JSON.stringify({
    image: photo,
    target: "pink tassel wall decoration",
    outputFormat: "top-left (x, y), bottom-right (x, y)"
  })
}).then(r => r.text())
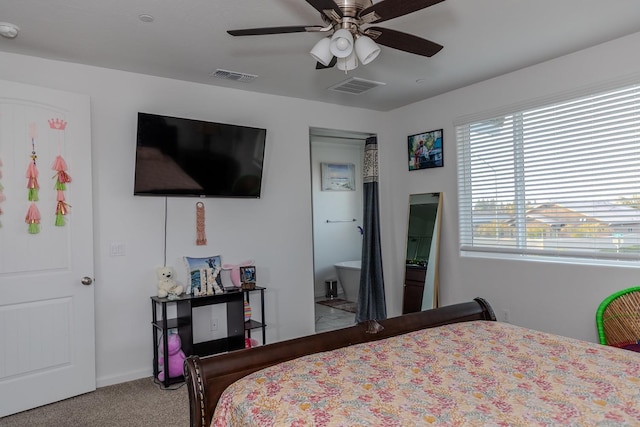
top-left (52, 155), bottom-right (71, 190)
top-left (25, 123), bottom-right (41, 233)
top-left (49, 119), bottom-right (71, 227)
top-left (52, 155), bottom-right (72, 226)
top-left (26, 161), bottom-right (39, 201)
top-left (54, 189), bottom-right (70, 226)
top-left (25, 202), bottom-right (41, 234)
top-left (27, 124), bottom-right (39, 202)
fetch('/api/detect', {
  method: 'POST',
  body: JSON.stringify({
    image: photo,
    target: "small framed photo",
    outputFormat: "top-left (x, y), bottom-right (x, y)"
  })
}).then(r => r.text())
top-left (321, 163), bottom-right (356, 191)
top-left (408, 129), bottom-right (443, 170)
top-left (240, 266), bottom-right (256, 289)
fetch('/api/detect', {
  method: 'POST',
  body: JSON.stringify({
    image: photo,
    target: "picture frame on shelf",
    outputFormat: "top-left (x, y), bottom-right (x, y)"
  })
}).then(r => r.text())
top-left (408, 129), bottom-right (443, 170)
top-left (321, 163), bottom-right (356, 191)
top-left (240, 266), bottom-right (256, 290)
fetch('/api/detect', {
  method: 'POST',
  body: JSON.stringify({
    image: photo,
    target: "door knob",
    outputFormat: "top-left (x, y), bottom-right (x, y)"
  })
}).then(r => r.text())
top-left (81, 276), bottom-right (93, 286)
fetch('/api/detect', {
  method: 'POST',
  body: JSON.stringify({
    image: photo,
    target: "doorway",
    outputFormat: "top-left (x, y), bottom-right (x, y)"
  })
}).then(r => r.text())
top-left (309, 127), bottom-right (374, 332)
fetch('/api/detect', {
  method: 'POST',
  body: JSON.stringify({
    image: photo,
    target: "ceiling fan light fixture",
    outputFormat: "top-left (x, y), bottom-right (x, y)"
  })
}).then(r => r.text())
top-left (310, 37), bottom-right (333, 66)
top-left (337, 51), bottom-right (358, 71)
top-left (330, 29), bottom-right (354, 58)
top-left (228, 0), bottom-right (446, 73)
top-left (355, 35), bottom-right (380, 65)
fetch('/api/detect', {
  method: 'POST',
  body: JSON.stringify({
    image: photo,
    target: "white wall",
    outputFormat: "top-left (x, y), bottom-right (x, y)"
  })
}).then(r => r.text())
top-left (3, 29), bottom-right (638, 388)
top-left (310, 138), bottom-right (364, 298)
top-left (0, 51), bottom-right (387, 386)
top-left (385, 31), bottom-right (640, 342)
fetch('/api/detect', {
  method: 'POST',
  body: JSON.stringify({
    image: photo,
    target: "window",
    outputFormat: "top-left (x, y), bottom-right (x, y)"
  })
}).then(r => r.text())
top-left (457, 82), bottom-right (640, 261)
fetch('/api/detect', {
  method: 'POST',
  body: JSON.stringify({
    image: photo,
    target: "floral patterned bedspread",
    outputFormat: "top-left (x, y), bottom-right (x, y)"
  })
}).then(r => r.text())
top-left (213, 321), bottom-right (640, 426)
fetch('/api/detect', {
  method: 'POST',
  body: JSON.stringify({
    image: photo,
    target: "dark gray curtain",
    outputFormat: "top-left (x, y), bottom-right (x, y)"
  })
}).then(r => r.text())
top-left (356, 136), bottom-right (386, 331)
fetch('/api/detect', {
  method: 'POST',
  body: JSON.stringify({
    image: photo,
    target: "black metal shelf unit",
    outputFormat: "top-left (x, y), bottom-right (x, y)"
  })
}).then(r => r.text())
top-left (244, 286), bottom-right (266, 345)
top-left (151, 291), bottom-right (244, 388)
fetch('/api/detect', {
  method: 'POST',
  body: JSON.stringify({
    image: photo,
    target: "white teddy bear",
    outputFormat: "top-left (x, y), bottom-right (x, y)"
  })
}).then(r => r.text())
top-left (156, 266), bottom-right (184, 298)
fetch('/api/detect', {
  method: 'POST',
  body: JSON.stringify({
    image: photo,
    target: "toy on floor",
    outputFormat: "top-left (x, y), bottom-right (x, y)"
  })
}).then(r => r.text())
top-left (158, 333), bottom-right (186, 381)
top-left (245, 337), bottom-right (259, 348)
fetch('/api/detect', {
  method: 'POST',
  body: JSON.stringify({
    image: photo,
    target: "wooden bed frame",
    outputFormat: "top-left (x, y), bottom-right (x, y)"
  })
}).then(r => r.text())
top-left (184, 298), bottom-right (496, 427)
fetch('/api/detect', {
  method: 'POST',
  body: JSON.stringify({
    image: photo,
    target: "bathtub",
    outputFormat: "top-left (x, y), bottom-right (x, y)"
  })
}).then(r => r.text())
top-left (334, 260), bottom-right (361, 302)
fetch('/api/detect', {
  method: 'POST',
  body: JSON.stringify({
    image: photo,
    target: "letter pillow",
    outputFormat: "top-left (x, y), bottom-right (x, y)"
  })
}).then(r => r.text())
top-left (183, 255), bottom-right (223, 295)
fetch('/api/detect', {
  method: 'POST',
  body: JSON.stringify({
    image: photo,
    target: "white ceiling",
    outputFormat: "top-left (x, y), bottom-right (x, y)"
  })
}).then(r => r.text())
top-left (2, 0), bottom-right (640, 111)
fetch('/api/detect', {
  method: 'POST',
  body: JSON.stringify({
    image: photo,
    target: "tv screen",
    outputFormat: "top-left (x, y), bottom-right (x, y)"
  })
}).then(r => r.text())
top-left (134, 112), bottom-right (266, 198)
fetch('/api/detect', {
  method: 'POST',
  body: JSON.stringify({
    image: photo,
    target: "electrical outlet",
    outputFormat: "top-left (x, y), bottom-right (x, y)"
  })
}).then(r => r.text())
top-left (210, 317), bottom-right (219, 331)
top-left (502, 309), bottom-right (510, 323)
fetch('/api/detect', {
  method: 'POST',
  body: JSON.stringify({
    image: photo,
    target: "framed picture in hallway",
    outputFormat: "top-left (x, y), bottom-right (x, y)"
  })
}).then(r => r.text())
top-left (408, 129), bottom-right (443, 170)
top-left (321, 163), bottom-right (356, 191)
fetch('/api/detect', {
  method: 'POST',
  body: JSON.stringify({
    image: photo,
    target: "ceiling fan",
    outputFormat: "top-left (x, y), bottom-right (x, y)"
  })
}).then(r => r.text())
top-left (227, 0), bottom-right (445, 72)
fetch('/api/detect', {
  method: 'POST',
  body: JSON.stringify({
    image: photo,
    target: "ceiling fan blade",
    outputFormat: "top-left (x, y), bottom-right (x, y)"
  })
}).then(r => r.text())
top-left (316, 57), bottom-right (337, 69)
top-left (365, 27), bottom-right (443, 57)
top-left (228, 25), bottom-right (324, 36)
top-left (359, 0), bottom-right (444, 24)
top-left (305, 0), bottom-right (343, 19)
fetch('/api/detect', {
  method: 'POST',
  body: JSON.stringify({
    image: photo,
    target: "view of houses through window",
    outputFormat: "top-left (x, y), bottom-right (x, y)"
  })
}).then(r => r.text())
top-left (471, 198), bottom-right (640, 256)
top-left (457, 82), bottom-right (640, 261)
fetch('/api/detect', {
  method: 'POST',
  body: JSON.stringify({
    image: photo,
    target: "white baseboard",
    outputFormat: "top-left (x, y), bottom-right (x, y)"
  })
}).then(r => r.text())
top-left (96, 367), bottom-right (152, 388)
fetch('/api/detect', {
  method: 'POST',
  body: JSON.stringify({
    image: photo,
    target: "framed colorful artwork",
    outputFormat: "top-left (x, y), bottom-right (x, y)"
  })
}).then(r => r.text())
top-left (408, 129), bottom-right (443, 170)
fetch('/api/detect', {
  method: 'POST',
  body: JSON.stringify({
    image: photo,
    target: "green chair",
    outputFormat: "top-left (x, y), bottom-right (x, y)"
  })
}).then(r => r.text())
top-left (596, 286), bottom-right (640, 352)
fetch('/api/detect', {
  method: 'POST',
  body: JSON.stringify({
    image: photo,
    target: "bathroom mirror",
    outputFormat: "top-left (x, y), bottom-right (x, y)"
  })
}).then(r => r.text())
top-left (402, 193), bottom-right (442, 314)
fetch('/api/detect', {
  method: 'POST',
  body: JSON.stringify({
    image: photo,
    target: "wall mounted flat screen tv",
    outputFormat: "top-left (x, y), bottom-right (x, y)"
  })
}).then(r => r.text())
top-left (134, 112), bottom-right (266, 198)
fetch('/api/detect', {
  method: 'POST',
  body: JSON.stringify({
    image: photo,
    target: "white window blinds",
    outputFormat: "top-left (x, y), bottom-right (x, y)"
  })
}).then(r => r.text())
top-left (456, 83), bottom-right (640, 261)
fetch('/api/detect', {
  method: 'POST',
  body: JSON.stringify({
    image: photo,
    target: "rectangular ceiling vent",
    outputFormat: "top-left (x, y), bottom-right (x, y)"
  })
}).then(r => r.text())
top-left (211, 69), bottom-right (257, 83)
top-left (328, 77), bottom-right (386, 95)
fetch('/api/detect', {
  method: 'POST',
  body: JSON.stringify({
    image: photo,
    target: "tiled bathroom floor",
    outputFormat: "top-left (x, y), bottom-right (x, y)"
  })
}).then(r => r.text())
top-left (315, 298), bottom-right (356, 333)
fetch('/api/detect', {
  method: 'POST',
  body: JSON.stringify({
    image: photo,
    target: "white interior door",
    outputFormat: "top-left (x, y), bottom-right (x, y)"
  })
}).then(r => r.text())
top-left (0, 80), bottom-right (95, 417)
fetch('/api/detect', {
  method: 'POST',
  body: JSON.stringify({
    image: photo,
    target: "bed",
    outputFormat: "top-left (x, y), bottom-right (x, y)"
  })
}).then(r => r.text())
top-left (184, 298), bottom-right (640, 427)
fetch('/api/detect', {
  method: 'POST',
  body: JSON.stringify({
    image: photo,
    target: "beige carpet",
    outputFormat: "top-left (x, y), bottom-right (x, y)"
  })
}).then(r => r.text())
top-left (0, 377), bottom-right (189, 427)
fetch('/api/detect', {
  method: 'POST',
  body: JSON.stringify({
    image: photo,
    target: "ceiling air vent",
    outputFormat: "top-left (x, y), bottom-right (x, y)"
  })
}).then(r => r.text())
top-left (328, 77), bottom-right (386, 95)
top-left (211, 69), bottom-right (257, 83)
